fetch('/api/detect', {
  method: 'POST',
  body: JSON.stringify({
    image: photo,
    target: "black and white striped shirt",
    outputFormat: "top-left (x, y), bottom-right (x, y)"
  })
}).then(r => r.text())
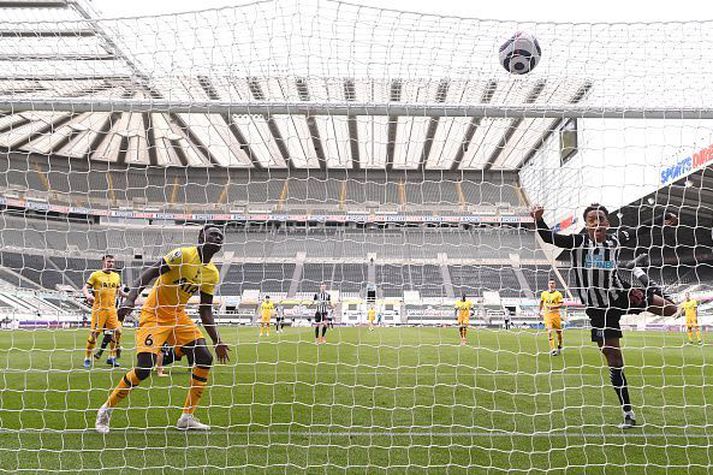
top-left (537, 219), bottom-right (653, 309)
top-left (314, 291), bottom-right (331, 314)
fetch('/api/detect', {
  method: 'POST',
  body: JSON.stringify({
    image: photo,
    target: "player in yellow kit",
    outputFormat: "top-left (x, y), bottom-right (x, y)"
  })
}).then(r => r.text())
top-left (367, 305), bottom-right (376, 332)
top-left (540, 279), bottom-right (564, 356)
top-left (259, 296), bottom-right (275, 337)
top-left (95, 224), bottom-right (230, 434)
top-left (82, 255), bottom-right (127, 368)
top-left (455, 294), bottom-right (473, 346)
top-left (678, 292), bottom-right (703, 345)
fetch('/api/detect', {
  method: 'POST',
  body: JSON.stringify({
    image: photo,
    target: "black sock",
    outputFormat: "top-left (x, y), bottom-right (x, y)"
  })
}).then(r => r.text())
top-left (315, 326), bottom-right (320, 339)
top-left (96, 333), bottom-right (112, 357)
top-left (609, 367), bottom-right (632, 413)
top-left (321, 325), bottom-right (327, 338)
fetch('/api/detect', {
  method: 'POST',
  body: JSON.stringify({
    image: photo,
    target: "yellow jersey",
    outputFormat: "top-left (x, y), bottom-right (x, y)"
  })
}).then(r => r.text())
top-left (540, 290), bottom-right (563, 317)
top-left (86, 270), bottom-right (122, 311)
top-left (681, 299), bottom-right (698, 321)
top-left (367, 308), bottom-right (376, 322)
top-left (455, 300), bottom-right (473, 320)
top-left (142, 247), bottom-right (219, 320)
top-left (260, 301), bottom-right (275, 320)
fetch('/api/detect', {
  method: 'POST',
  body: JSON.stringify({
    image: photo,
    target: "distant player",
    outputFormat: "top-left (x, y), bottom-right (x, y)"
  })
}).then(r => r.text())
top-left (678, 292), bottom-right (703, 345)
top-left (455, 294), bottom-right (473, 346)
top-left (367, 305), bottom-right (376, 331)
top-left (314, 282), bottom-right (332, 344)
top-left (259, 296), bottom-right (274, 337)
top-left (95, 224), bottom-right (230, 434)
top-left (82, 255), bottom-right (127, 368)
top-left (275, 303), bottom-right (285, 334)
top-left (155, 340), bottom-right (186, 377)
top-left (539, 279), bottom-right (564, 356)
top-left (533, 204), bottom-right (678, 429)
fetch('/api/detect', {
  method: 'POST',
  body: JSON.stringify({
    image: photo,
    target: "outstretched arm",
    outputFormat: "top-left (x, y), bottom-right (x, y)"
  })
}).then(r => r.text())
top-left (531, 206), bottom-right (585, 249)
top-left (117, 259), bottom-right (168, 321)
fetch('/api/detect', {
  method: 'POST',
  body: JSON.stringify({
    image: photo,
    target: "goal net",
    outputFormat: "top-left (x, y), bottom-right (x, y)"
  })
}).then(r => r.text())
top-left (0, 0), bottom-right (711, 472)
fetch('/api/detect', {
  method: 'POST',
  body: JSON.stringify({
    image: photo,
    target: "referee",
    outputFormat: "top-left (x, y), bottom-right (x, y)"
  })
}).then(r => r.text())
top-left (314, 282), bottom-right (332, 344)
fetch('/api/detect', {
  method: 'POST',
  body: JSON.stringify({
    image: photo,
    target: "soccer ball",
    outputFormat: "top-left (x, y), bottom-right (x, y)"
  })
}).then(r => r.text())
top-left (499, 32), bottom-right (541, 75)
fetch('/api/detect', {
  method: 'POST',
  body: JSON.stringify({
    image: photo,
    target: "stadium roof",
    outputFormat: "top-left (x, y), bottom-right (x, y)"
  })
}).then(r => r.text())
top-left (0, 0), bottom-right (711, 170)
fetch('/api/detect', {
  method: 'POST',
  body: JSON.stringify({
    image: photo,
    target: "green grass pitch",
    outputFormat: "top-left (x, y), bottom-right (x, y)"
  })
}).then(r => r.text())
top-left (0, 326), bottom-right (711, 473)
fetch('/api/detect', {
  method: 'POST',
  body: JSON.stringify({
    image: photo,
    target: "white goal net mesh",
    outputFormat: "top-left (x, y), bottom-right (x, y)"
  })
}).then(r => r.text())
top-left (0, 0), bottom-right (711, 472)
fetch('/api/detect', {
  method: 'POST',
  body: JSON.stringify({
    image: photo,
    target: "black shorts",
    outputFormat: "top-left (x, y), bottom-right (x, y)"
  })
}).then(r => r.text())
top-left (314, 312), bottom-right (328, 324)
top-left (587, 289), bottom-right (650, 342)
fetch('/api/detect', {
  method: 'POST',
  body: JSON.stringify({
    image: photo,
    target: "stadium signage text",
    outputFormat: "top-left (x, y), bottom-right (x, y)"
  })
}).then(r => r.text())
top-left (660, 142), bottom-right (713, 185)
top-left (0, 196), bottom-right (534, 225)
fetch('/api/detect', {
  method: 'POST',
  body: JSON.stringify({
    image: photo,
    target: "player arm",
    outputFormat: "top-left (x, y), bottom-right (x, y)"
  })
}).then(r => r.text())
top-left (118, 259), bottom-right (169, 319)
top-left (81, 281), bottom-right (93, 302)
top-left (198, 292), bottom-right (230, 363)
top-left (532, 207), bottom-right (584, 249)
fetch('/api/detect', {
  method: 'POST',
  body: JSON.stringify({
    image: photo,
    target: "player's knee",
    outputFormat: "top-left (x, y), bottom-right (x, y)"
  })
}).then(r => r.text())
top-left (135, 353), bottom-right (155, 380)
top-left (194, 347), bottom-right (213, 368)
top-left (602, 349), bottom-right (623, 367)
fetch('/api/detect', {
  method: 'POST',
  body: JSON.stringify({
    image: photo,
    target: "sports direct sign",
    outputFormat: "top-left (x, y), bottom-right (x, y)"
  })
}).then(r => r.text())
top-left (660, 142), bottom-right (713, 185)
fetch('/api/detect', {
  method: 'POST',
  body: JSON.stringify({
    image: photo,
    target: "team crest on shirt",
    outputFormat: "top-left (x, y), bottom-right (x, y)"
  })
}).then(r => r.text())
top-left (171, 249), bottom-right (182, 259)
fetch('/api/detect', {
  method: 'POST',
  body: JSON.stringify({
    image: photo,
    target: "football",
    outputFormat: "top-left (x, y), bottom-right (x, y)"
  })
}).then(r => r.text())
top-left (499, 32), bottom-right (542, 74)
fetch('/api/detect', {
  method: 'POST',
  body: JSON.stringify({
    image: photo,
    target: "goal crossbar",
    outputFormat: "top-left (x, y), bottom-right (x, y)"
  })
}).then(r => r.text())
top-left (2, 98), bottom-right (712, 119)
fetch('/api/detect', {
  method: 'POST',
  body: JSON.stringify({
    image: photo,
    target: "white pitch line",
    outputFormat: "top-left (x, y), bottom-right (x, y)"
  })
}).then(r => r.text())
top-left (0, 429), bottom-right (710, 439)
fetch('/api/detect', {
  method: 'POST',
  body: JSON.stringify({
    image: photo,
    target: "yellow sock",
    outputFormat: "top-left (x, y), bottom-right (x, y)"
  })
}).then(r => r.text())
top-left (688, 330), bottom-right (694, 342)
top-left (85, 336), bottom-right (96, 358)
top-left (106, 369), bottom-right (141, 408)
top-left (183, 366), bottom-right (210, 414)
top-left (557, 332), bottom-right (563, 348)
top-left (697, 329), bottom-right (702, 342)
top-left (111, 332), bottom-right (122, 358)
top-left (259, 326), bottom-right (264, 336)
top-left (548, 334), bottom-right (555, 350)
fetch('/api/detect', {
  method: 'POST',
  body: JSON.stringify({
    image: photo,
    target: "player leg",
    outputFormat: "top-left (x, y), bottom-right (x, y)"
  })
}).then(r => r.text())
top-left (95, 330), bottom-right (113, 361)
top-left (546, 319), bottom-right (556, 354)
top-left (321, 318), bottom-right (328, 343)
top-left (103, 312), bottom-right (122, 367)
top-left (177, 337), bottom-right (213, 430)
top-left (109, 328), bottom-right (123, 361)
top-left (95, 351), bottom-right (156, 434)
top-left (552, 317), bottom-right (563, 354)
top-left (95, 320), bottom-right (171, 433)
top-left (461, 321), bottom-right (468, 345)
top-left (314, 313), bottom-right (322, 344)
top-left (84, 311), bottom-right (101, 367)
top-left (589, 307), bottom-right (635, 428)
top-left (84, 330), bottom-right (100, 368)
top-left (598, 337), bottom-right (635, 427)
top-left (694, 322), bottom-right (703, 344)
